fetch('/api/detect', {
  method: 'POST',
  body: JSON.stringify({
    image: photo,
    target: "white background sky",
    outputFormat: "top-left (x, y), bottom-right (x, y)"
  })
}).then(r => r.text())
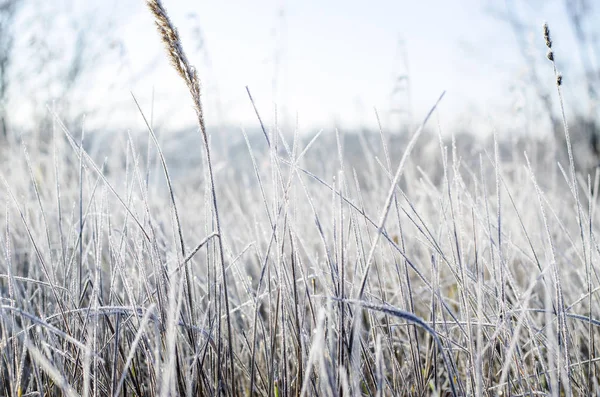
top-left (8, 0), bottom-right (599, 135)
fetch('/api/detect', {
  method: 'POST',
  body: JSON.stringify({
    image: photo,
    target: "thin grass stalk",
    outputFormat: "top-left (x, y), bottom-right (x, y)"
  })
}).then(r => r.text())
top-left (52, 107), bottom-right (68, 278)
top-left (78, 124), bottom-right (85, 302)
top-left (287, 229), bottom-right (303, 396)
top-left (585, 176), bottom-right (599, 390)
top-left (21, 142), bottom-right (53, 274)
top-left (543, 23), bottom-right (576, 394)
top-left (145, 0), bottom-right (236, 391)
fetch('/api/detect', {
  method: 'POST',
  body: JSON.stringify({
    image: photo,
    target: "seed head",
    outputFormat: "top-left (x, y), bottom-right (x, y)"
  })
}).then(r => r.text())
top-left (543, 23), bottom-right (552, 48)
top-left (556, 73), bottom-right (563, 86)
top-left (546, 50), bottom-right (554, 61)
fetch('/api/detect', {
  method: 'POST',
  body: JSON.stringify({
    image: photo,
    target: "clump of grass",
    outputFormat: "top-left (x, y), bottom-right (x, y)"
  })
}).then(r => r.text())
top-left (0, 4), bottom-right (600, 397)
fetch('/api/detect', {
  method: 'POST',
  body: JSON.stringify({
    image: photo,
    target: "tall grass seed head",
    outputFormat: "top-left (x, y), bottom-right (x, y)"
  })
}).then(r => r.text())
top-left (543, 23), bottom-right (552, 48)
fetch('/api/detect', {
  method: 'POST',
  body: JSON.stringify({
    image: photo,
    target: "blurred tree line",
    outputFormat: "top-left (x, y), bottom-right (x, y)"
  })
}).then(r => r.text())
top-left (0, 0), bottom-right (599, 178)
top-left (0, 0), bottom-right (127, 138)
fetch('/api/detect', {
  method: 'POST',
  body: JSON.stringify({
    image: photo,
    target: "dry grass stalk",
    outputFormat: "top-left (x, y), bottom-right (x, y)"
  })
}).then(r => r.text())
top-left (146, 0), bottom-right (236, 391)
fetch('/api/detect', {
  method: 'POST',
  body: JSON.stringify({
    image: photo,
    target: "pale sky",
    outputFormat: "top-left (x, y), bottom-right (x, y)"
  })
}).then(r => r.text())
top-left (8, 0), bottom-right (598, 135)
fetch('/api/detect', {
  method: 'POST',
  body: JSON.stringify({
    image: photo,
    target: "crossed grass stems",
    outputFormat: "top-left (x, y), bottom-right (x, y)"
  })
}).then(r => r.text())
top-left (147, 0), bottom-right (456, 393)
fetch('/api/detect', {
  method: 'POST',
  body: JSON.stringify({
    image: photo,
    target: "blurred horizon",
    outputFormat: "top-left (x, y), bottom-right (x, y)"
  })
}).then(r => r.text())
top-left (2, 0), bottom-right (599, 138)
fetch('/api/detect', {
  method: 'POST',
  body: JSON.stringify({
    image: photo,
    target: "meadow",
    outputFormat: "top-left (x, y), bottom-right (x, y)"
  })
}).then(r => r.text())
top-left (1, 1), bottom-right (599, 396)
